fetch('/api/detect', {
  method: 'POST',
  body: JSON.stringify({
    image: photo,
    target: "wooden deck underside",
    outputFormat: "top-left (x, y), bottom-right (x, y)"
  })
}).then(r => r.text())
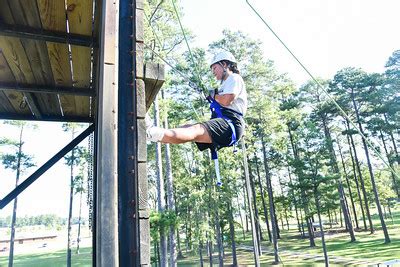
top-left (0, 0), bottom-right (98, 122)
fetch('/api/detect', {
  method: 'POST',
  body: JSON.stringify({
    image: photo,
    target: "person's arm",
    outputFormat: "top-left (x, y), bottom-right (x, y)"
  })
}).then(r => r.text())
top-left (215, 93), bottom-right (236, 107)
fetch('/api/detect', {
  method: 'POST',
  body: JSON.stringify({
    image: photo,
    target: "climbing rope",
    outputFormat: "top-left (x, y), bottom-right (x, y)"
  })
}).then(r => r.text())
top-left (245, 0), bottom-right (400, 180)
top-left (171, 0), bottom-right (207, 94)
top-left (143, 43), bottom-right (203, 121)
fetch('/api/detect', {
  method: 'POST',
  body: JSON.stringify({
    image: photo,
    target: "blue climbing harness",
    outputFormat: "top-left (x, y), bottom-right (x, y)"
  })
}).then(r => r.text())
top-left (206, 95), bottom-right (242, 186)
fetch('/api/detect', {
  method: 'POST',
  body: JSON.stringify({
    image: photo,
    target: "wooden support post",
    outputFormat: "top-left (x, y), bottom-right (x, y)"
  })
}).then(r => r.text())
top-left (96, 0), bottom-right (119, 265)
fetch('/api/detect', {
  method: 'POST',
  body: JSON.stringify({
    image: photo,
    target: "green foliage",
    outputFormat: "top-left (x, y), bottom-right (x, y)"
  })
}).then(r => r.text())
top-left (144, 0), bottom-right (400, 256)
top-left (150, 210), bottom-right (179, 240)
top-left (0, 214), bottom-right (67, 228)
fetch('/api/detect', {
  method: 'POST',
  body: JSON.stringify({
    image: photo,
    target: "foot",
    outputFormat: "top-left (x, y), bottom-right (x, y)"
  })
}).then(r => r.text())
top-left (145, 113), bottom-right (154, 129)
top-left (147, 126), bottom-right (165, 142)
top-left (145, 114), bottom-right (165, 142)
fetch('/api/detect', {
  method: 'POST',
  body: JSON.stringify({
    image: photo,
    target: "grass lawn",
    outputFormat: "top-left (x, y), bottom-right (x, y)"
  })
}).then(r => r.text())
top-left (0, 247), bottom-right (92, 267)
top-left (0, 211), bottom-right (399, 266)
top-left (172, 210), bottom-right (400, 266)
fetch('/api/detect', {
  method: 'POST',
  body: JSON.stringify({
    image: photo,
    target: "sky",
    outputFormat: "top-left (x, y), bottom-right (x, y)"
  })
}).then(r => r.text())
top-left (181, 0), bottom-right (400, 85)
top-left (1, 0), bottom-right (400, 218)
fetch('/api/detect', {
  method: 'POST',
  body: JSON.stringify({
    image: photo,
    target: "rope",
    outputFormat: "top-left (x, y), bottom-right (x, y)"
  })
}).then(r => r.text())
top-left (245, 0), bottom-right (400, 180)
top-left (171, 0), bottom-right (207, 94)
top-left (143, 44), bottom-right (203, 121)
top-left (144, 7), bottom-right (207, 97)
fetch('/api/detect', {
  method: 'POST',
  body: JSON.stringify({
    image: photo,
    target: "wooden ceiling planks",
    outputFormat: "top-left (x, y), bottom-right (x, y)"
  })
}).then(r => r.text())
top-left (0, 0), bottom-right (96, 122)
top-left (37, 0), bottom-right (75, 117)
top-left (0, 0), bottom-right (31, 116)
top-left (67, 0), bottom-right (93, 117)
top-left (0, 51), bottom-right (15, 113)
top-left (7, 0), bottom-right (61, 117)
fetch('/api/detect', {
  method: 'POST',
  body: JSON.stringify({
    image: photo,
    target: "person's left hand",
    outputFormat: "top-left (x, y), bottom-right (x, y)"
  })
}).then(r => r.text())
top-left (208, 88), bottom-right (218, 99)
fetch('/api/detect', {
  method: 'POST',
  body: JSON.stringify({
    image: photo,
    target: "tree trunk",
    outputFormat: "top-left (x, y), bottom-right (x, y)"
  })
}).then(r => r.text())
top-left (154, 98), bottom-right (168, 266)
top-left (334, 210), bottom-right (338, 225)
top-left (254, 153), bottom-right (272, 242)
top-left (272, 197), bottom-right (281, 239)
top-left (351, 88), bottom-right (390, 243)
top-left (328, 209), bottom-right (333, 228)
top-left (260, 136), bottom-right (279, 264)
top-left (288, 166), bottom-right (302, 235)
top-left (156, 242), bottom-right (160, 267)
top-left (313, 174), bottom-right (329, 267)
top-left (215, 207), bottom-right (223, 267)
top-left (320, 113), bottom-right (355, 242)
top-left (337, 138), bottom-right (359, 229)
top-left (380, 129), bottom-right (400, 198)
top-left (199, 240), bottom-right (204, 267)
top-left (76, 189), bottom-right (83, 254)
top-left (384, 113), bottom-right (400, 165)
top-left (8, 127), bottom-right (24, 267)
top-left (288, 126), bottom-right (315, 246)
top-left (388, 205), bottom-right (394, 223)
top-left (67, 145), bottom-right (75, 267)
top-left (241, 139), bottom-right (260, 266)
top-left (346, 119), bottom-right (374, 232)
top-left (8, 195), bottom-right (18, 267)
top-left (207, 180), bottom-right (213, 267)
top-left (208, 238), bottom-right (213, 267)
top-left (243, 186), bottom-right (249, 232)
top-left (236, 194), bottom-right (246, 240)
top-left (345, 126), bottom-right (367, 230)
top-left (247, 154), bottom-right (263, 249)
top-left (228, 203), bottom-right (238, 266)
top-left (163, 106), bottom-right (177, 265)
top-left (176, 227), bottom-right (183, 259)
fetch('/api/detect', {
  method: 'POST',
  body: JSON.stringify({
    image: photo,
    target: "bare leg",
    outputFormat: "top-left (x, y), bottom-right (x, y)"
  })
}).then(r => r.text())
top-left (161, 124), bottom-right (212, 144)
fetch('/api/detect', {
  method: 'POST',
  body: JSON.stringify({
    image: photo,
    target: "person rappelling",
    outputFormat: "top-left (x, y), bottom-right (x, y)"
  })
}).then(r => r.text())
top-left (146, 50), bottom-right (247, 152)
top-left (146, 50), bottom-right (247, 186)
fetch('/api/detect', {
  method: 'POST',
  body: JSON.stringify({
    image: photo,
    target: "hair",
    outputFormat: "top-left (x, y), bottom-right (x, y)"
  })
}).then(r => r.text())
top-left (220, 60), bottom-right (240, 74)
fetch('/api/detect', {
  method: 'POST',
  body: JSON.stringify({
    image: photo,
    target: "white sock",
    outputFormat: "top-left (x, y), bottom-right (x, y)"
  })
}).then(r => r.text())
top-left (145, 114), bottom-right (153, 129)
top-left (146, 126), bottom-right (165, 142)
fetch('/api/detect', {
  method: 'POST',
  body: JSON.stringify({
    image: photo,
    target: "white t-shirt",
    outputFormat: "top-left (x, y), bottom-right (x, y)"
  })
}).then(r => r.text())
top-left (218, 73), bottom-right (247, 116)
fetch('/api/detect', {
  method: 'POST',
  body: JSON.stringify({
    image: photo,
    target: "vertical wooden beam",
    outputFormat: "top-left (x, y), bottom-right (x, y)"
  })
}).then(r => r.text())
top-left (96, 0), bottom-right (119, 266)
top-left (135, 0), bottom-right (151, 265)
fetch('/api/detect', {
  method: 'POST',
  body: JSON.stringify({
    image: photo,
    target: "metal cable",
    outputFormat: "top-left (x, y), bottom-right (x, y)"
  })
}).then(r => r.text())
top-left (143, 44), bottom-right (203, 121)
top-left (171, 0), bottom-right (207, 93)
top-left (245, 0), bottom-right (400, 180)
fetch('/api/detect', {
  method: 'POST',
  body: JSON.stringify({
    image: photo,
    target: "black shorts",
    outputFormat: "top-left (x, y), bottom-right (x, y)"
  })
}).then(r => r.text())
top-left (195, 116), bottom-right (244, 152)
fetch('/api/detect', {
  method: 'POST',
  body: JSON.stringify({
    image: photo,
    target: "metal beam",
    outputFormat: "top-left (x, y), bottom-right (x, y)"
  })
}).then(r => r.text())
top-left (0, 23), bottom-right (96, 47)
top-left (0, 113), bottom-right (94, 123)
top-left (0, 124), bottom-right (95, 209)
top-left (118, 0), bottom-right (140, 265)
top-left (0, 83), bottom-right (95, 96)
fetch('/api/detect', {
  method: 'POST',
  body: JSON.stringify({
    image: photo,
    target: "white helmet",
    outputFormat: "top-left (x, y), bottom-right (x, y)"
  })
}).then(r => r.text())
top-left (210, 51), bottom-right (236, 67)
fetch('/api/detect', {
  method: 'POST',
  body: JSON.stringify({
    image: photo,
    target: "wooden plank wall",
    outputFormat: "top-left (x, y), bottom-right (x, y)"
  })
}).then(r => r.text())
top-left (0, 0), bottom-right (96, 121)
